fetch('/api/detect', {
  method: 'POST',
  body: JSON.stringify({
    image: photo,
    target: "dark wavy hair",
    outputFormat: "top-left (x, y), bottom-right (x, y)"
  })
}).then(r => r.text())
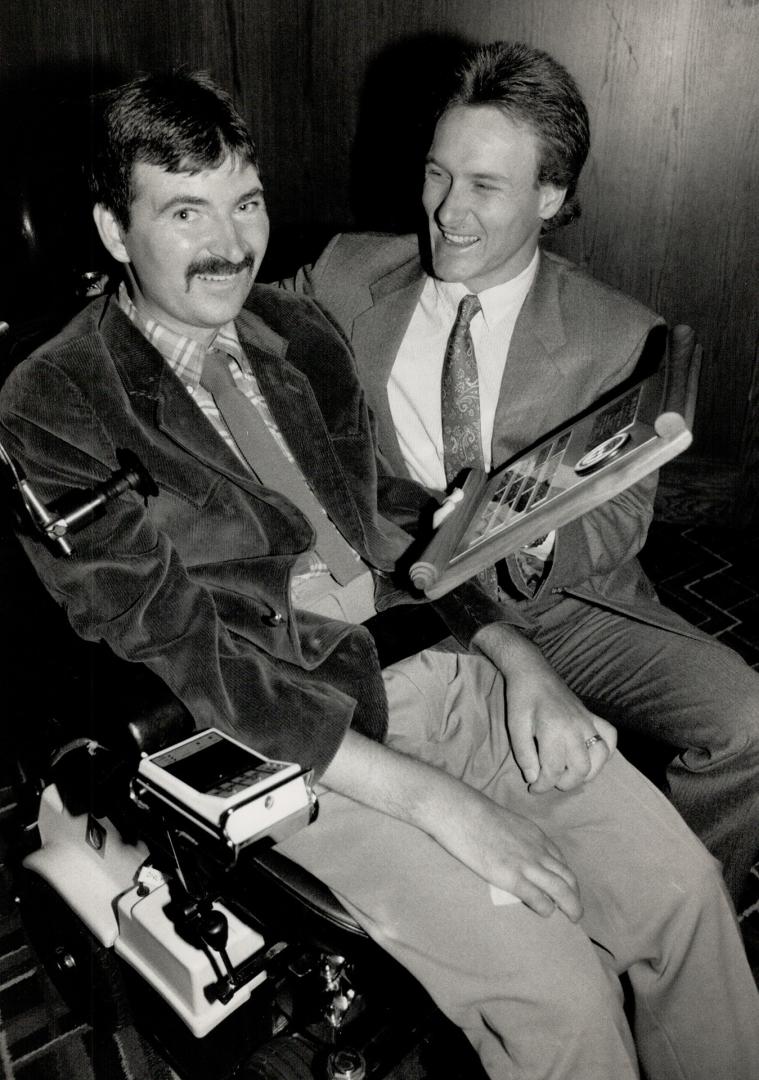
top-left (88, 69), bottom-right (258, 228)
top-left (439, 41), bottom-right (590, 230)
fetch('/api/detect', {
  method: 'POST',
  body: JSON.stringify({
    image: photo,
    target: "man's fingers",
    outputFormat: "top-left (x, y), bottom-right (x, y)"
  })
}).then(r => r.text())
top-left (575, 718), bottom-right (617, 785)
top-left (552, 732), bottom-right (594, 791)
top-left (542, 853), bottom-right (580, 895)
top-left (514, 881), bottom-right (558, 918)
top-left (579, 739), bottom-right (610, 785)
top-left (527, 737), bottom-right (567, 792)
top-left (595, 717), bottom-right (618, 755)
top-left (554, 735), bottom-right (606, 789)
top-left (518, 864), bottom-right (583, 922)
top-left (532, 715), bottom-right (619, 792)
top-left (510, 727), bottom-right (541, 786)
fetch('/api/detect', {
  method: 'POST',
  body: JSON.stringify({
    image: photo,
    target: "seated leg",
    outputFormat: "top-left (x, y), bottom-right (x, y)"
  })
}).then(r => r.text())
top-left (534, 596), bottom-right (759, 904)
top-left (278, 651), bottom-right (759, 1079)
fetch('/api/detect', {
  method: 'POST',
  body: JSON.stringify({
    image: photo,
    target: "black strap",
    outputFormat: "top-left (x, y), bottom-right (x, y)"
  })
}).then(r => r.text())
top-left (363, 603), bottom-right (451, 668)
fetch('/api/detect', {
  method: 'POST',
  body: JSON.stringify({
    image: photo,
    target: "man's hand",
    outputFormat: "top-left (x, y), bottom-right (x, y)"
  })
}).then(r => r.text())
top-left (472, 623), bottom-right (616, 793)
top-left (321, 729), bottom-right (582, 921)
top-left (430, 776), bottom-right (583, 920)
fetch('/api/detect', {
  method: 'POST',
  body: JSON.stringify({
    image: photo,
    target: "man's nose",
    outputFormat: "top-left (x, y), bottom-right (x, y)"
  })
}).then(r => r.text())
top-left (435, 183), bottom-right (468, 227)
top-left (209, 214), bottom-right (247, 262)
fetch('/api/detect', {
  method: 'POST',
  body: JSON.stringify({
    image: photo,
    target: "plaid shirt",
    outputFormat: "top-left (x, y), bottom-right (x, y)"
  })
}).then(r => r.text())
top-left (117, 285), bottom-right (334, 589)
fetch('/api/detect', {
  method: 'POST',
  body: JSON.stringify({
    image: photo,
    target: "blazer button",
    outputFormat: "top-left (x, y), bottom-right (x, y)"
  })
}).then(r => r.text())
top-left (263, 610), bottom-right (284, 627)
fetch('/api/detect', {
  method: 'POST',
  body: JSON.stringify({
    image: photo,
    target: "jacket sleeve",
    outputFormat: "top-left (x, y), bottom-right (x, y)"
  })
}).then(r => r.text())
top-left (520, 476), bottom-right (657, 601)
top-left (0, 357), bottom-right (354, 777)
top-left (504, 322), bottom-right (663, 603)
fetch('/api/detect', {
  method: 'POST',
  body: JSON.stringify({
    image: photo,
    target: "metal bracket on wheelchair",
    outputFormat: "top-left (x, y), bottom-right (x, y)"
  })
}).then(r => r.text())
top-left (0, 438), bottom-right (157, 555)
top-left (160, 873), bottom-right (288, 1007)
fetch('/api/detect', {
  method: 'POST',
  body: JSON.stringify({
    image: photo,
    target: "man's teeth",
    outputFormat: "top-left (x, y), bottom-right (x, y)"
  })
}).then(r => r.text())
top-left (197, 272), bottom-right (239, 281)
top-left (441, 230), bottom-right (479, 246)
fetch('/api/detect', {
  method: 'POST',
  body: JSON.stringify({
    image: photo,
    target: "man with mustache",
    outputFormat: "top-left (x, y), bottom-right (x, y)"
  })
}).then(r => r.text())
top-left (2, 69), bottom-right (758, 1079)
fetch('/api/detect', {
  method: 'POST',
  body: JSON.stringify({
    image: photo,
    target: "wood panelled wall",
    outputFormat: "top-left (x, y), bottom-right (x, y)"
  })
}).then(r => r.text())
top-left (1, 0), bottom-right (757, 483)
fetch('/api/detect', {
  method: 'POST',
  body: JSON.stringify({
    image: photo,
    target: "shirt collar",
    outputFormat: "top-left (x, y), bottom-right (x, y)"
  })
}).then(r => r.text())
top-left (117, 283), bottom-right (248, 390)
top-left (427, 248), bottom-right (540, 331)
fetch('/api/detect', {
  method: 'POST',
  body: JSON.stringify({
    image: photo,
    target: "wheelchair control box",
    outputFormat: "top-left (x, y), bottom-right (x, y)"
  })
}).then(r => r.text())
top-left (134, 727), bottom-right (315, 853)
top-left (22, 728), bottom-right (317, 1040)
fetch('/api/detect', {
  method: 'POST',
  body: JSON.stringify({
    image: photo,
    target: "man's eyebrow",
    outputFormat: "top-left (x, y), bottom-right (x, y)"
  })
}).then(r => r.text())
top-left (424, 157), bottom-right (509, 184)
top-left (155, 186), bottom-right (265, 214)
top-left (470, 171), bottom-right (510, 183)
top-left (156, 193), bottom-right (209, 213)
top-left (237, 186), bottom-right (265, 201)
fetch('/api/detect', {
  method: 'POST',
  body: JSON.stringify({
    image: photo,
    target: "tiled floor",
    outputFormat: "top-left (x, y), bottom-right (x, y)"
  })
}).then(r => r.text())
top-left (639, 520), bottom-right (759, 671)
top-left (0, 493), bottom-right (757, 1078)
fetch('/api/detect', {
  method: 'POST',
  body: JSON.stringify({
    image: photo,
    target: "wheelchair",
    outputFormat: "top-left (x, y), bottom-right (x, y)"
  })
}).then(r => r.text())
top-left (0, 422), bottom-right (485, 1080)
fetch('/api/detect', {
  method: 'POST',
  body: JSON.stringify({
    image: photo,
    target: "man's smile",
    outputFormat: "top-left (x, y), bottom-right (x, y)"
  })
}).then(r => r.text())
top-left (186, 258), bottom-right (256, 292)
top-left (438, 227), bottom-right (480, 248)
top-left (193, 268), bottom-right (251, 283)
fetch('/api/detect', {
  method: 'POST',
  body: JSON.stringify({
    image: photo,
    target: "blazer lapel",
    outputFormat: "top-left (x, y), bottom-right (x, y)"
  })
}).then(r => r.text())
top-left (101, 298), bottom-right (276, 493)
top-left (490, 253), bottom-right (569, 468)
top-left (350, 258), bottom-right (425, 477)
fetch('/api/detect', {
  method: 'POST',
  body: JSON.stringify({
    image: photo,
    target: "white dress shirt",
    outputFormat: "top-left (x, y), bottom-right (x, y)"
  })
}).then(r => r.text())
top-left (388, 251), bottom-right (554, 573)
top-left (388, 250), bottom-right (539, 491)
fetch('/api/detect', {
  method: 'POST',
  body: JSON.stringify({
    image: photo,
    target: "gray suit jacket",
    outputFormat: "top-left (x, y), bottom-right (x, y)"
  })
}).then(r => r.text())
top-left (285, 232), bottom-right (703, 637)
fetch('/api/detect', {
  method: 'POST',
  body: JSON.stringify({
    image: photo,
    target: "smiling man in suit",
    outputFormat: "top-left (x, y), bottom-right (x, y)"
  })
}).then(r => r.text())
top-left (284, 40), bottom-right (759, 917)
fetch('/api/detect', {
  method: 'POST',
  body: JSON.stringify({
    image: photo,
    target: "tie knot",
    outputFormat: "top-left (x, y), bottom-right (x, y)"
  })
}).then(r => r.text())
top-left (200, 350), bottom-right (229, 393)
top-left (456, 293), bottom-right (481, 328)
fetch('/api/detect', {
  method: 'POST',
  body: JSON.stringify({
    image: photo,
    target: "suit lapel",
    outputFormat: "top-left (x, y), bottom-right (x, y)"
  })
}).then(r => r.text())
top-left (490, 253), bottom-right (568, 467)
top-left (345, 246), bottom-right (576, 478)
top-left (350, 258), bottom-right (425, 477)
top-left (101, 298), bottom-right (280, 495)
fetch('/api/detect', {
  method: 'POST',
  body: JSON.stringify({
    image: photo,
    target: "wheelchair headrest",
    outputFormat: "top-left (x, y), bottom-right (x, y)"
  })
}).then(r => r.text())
top-left (0, 77), bottom-right (114, 372)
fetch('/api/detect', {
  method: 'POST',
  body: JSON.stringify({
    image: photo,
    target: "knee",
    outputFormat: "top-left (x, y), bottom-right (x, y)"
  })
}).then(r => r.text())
top-left (712, 663), bottom-right (759, 749)
top-left (538, 961), bottom-right (623, 1034)
top-left (474, 960), bottom-right (631, 1076)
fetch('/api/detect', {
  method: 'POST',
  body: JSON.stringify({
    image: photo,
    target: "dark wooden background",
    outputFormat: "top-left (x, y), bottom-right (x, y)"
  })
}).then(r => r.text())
top-left (1, 0), bottom-right (756, 510)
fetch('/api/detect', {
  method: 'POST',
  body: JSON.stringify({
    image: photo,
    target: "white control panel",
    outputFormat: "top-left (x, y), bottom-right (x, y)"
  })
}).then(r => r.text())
top-left (136, 728), bottom-right (314, 850)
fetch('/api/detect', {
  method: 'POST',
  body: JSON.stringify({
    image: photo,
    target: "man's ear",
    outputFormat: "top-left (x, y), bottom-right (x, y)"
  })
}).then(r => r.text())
top-left (538, 184), bottom-right (567, 223)
top-left (93, 204), bottom-right (130, 264)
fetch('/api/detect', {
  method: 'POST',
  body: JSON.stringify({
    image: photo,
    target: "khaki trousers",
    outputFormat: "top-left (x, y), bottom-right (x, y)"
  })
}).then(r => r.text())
top-left (279, 650), bottom-right (759, 1079)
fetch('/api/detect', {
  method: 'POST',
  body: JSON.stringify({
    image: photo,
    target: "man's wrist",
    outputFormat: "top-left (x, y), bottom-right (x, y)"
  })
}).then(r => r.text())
top-left (472, 620), bottom-right (533, 663)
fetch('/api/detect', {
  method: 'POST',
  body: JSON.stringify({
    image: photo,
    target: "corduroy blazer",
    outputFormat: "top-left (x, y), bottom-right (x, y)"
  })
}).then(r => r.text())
top-left (0, 285), bottom-right (508, 776)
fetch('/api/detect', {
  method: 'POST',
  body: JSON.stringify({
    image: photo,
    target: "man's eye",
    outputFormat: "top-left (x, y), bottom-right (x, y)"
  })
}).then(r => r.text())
top-left (174, 208), bottom-right (197, 222)
top-left (238, 198), bottom-right (263, 213)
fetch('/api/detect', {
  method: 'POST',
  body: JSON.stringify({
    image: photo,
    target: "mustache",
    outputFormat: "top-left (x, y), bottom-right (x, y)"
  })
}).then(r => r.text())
top-left (185, 254), bottom-right (256, 288)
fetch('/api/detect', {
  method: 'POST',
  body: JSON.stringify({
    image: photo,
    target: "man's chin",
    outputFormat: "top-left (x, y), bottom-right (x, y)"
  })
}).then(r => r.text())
top-left (430, 246), bottom-right (481, 284)
top-left (191, 276), bottom-right (253, 317)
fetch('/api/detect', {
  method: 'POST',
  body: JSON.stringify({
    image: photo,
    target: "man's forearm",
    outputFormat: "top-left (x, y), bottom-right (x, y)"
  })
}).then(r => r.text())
top-left (320, 726), bottom-right (583, 921)
top-left (320, 727), bottom-right (439, 827)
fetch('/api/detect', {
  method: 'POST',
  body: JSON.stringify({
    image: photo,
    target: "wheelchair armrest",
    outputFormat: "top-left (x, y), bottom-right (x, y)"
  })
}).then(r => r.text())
top-left (235, 846), bottom-right (370, 955)
top-left (116, 675), bottom-right (196, 756)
